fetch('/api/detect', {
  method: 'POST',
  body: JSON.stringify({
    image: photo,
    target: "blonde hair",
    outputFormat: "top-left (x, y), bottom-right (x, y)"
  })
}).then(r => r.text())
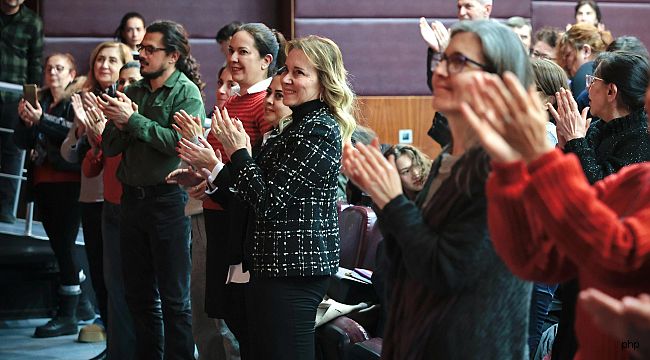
top-left (84, 41), bottom-right (133, 92)
top-left (286, 35), bottom-right (357, 143)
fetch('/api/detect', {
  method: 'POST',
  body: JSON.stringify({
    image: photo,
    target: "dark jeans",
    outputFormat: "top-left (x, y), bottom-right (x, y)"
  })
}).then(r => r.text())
top-left (103, 201), bottom-right (136, 360)
top-left (528, 282), bottom-right (558, 355)
top-left (246, 276), bottom-right (330, 360)
top-left (120, 184), bottom-right (193, 360)
top-left (34, 182), bottom-right (82, 285)
top-left (81, 201), bottom-right (107, 322)
top-left (0, 101), bottom-right (23, 219)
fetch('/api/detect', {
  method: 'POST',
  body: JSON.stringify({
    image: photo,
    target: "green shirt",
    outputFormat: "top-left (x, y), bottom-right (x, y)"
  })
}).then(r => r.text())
top-left (103, 69), bottom-right (205, 186)
top-left (0, 5), bottom-right (43, 103)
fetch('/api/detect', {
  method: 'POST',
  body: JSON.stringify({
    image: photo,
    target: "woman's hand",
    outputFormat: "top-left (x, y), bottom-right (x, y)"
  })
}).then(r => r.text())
top-left (85, 107), bottom-right (107, 148)
top-left (548, 88), bottom-right (591, 148)
top-left (461, 72), bottom-right (553, 164)
top-left (165, 167), bottom-right (205, 188)
top-left (71, 93), bottom-right (91, 128)
top-left (212, 107), bottom-right (250, 158)
top-left (172, 110), bottom-right (203, 139)
top-left (579, 288), bottom-right (650, 347)
top-left (187, 180), bottom-right (208, 201)
top-left (18, 99), bottom-right (42, 126)
top-left (460, 73), bottom-right (521, 163)
top-left (342, 138), bottom-right (403, 209)
top-left (419, 18), bottom-right (449, 53)
top-left (176, 137), bottom-right (222, 172)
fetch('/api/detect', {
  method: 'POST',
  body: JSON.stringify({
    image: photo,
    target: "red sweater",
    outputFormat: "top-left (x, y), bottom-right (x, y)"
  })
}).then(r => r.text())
top-left (487, 149), bottom-right (650, 360)
top-left (203, 90), bottom-right (271, 210)
top-left (82, 144), bottom-right (123, 204)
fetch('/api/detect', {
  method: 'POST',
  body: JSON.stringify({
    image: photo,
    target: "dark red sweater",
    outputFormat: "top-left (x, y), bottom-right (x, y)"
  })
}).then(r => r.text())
top-left (203, 90), bottom-right (271, 210)
top-left (487, 149), bottom-right (650, 360)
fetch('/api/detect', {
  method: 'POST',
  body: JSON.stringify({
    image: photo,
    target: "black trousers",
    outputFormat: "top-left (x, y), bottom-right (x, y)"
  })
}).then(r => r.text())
top-left (120, 184), bottom-right (193, 360)
top-left (81, 201), bottom-right (107, 322)
top-left (246, 275), bottom-right (330, 360)
top-left (34, 182), bottom-right (81, 285)
top-left (203, 209), bottom-right (249, 359)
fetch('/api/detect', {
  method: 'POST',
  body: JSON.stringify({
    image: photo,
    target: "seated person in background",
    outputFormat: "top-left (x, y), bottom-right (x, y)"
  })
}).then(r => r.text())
top-left (505, 16), bottom-right (532, 52)
top-left (382, 145), bottom-right (431, 201)
top-left (572, 0), bottom-right (605, 31)
top-left (531, 27), bottom-right (561, 62)
top-left (556, 23), bottom-right (612, 97)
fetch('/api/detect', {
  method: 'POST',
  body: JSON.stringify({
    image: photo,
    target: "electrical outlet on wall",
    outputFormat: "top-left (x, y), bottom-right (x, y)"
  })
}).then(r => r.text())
top-left (398, 129), bottom-right (413, 144)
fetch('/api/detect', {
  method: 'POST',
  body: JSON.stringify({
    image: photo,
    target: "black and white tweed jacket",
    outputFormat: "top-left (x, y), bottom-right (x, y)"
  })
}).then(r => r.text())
top-left (229, 100), bottom-right (342, 278)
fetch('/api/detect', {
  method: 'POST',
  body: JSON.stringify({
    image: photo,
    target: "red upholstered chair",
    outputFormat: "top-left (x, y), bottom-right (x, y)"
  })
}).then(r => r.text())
top-left (316, 317), bottom-right (369, 360)
top-left (338, 206), bottom-right (376, 269)
top-left (357, 223), bottom-right (383, 272)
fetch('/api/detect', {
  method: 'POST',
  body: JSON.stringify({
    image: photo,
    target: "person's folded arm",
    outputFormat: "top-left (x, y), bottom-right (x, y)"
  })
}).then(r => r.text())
top-left (525, 150), bottom-right (650, 274)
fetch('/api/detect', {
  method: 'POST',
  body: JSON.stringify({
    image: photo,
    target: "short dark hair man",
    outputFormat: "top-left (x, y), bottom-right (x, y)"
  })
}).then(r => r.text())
top-left (0, 0), bottom-right (43, 223)
top-left (101, 20), bottom-right (205, 359)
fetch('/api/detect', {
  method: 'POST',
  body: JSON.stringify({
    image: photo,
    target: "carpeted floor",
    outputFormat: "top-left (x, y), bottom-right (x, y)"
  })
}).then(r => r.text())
top-left (0, 319), bottom-right (105, 360)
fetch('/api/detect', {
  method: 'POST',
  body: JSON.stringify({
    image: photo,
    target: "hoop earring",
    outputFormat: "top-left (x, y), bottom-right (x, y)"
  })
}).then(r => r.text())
top-left (319, 93), bottom-right (324, 102)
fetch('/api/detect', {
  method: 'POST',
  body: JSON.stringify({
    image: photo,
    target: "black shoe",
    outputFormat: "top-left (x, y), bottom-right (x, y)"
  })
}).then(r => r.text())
top-left (89, 349), bottom-right (107, 360)
top-left (77, 293), bottom-right (97, 322)
top-left (34, 317), bottom-right (78, 338)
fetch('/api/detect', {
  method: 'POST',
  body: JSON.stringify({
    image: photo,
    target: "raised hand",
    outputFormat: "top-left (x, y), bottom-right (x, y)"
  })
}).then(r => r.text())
top-left (212, 107), bottom-right (248, 158)
top-left (18, 98), bottom-right (42, 126)
top-left (187, 180), bottom-right (208, 201)
top-left (98, 92), bottom-right (134, 128)
top-left (342, 138), bottom-right (403, 209)
top-left (176, 137), bottom-right (221, 171)
top-left (460, 73), bottom-right (521, 163)
top-left (419, 18), bottom-right (449, 53)
top-left (172, 110), bottom-right (203, 139)
top-left (165, 167), bottom-right (205, 187)
top-left (85, 107), bottom-right (107, 145)
top-left (548, 88), bottom-right (591, 148)
top-left (579, 288), bottom-right (650, 352)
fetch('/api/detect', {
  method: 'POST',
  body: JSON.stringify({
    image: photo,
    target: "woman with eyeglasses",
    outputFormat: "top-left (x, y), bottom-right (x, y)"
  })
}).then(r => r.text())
top-left (551, 51), bottom-right (650, 184)
top-left (343, 20), bottom-right (531, 359)
top-left (14, 53), bottom-right (87, 338)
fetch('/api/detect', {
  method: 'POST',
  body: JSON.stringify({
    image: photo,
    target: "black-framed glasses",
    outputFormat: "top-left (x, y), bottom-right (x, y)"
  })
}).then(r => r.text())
top-left (585, 74), bottom-right (604, 88)
top-left (136, 44), bottom-right (167, 55)
top-left (440, 53), bottom-right (488, 74)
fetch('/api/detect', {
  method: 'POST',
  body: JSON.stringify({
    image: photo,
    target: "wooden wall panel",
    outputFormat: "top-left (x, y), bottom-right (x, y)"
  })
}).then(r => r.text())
top-left (357, 96), bottom-right (441, 159)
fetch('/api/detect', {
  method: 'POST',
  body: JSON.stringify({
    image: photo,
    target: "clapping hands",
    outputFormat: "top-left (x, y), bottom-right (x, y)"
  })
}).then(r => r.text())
top-left (460, 72), bottom-right (553, 164)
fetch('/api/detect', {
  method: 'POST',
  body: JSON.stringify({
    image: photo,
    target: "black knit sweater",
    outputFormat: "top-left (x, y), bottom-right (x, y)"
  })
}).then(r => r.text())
top-left (564, 109), bottom-right (650, 184)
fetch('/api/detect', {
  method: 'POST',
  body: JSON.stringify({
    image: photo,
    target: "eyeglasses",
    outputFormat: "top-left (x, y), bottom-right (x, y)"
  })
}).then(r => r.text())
top-left (45, 65), bottom-right (67, 73)
top-left (585, 74), bottom-right (604, 88)
top-left (136, 44), bottom-right (167, 55)
top-left (531, 50), bottom-right (556, 61)
top-left (439, 53), bottom-right (488, 74)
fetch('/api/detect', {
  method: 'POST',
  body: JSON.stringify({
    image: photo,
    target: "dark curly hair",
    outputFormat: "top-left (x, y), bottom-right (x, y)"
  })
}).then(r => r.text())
top-left (146, 20), bottom-right (206, 93)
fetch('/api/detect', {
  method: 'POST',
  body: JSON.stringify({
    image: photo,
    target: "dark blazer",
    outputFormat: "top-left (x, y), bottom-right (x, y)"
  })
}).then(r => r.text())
top-left (229, 99), bottom-right (342, 278)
